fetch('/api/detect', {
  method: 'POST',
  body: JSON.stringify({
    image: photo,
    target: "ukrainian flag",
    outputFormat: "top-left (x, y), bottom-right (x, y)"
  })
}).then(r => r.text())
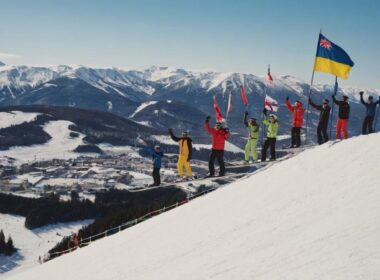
top-left (314, 33), bottom-right (354, 79)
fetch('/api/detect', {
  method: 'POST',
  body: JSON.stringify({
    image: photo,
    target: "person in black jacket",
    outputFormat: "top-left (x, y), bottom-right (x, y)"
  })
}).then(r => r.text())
top-left (168, 129), bottom-right (193, 179)
top-left (332, 94), bottom-right (350, 140)
top-left (360, 91), bottom-right (380, 134)
top-left (309, 97), bottom-right (331, 144)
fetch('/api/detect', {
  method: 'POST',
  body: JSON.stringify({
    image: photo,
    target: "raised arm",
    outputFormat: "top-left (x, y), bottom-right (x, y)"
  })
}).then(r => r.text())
top-left (204, 116), bottom-right (213, 134)
top-left (309, 98), bottom-right (322, 111)
top-left (243, 111), bottom-right (248, 127)
top-left (332, 95), bottom-right (340, 106)
top-left (359, 92), bottom-right (367, 106)
top-left (168, 129), bottom-right (180, 142)
top-left (285, 98), bottom-right (294, 112)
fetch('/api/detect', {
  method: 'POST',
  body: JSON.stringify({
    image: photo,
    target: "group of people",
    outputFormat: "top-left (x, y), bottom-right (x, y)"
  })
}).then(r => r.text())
top-left (146, 91), bottom-right (379, 186)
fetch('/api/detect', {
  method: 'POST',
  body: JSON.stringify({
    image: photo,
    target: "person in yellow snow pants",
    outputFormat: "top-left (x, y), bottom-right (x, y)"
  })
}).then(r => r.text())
top-left (169, 129), bottom-right (193, 177)
top-left (243, 111), bottom-right (259, 162)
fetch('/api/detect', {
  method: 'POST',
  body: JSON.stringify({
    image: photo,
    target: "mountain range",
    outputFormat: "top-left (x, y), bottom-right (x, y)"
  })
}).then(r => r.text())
top-left (1, 62), bottom-right (379, 143)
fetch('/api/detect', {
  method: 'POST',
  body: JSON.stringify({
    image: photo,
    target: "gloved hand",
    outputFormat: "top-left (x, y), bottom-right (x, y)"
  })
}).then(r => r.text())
top-left (308, 98), bottom-right (312, 104)
top-left (359, 91), bottom-right (364, 96)
top-left (224, 128), bottom-right (230, 133)
top-left (205, 115), bottom-right (211, 123)
top-left (263, 108), bottom-right (267, 115)
top-left (286, 96), bottom-right (289, 101)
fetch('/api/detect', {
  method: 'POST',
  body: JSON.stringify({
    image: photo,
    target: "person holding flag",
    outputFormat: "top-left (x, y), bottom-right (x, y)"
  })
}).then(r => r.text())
top-left (243, 111), bottom-right (259, 163)
top-left (261, 109), bottom-right (278, 161)
top-left (204, 114), bottom-right (230, 177)
top-left (359, 91), bottom-right (380, 134)
top-left (285, 97), bottom-right (305, 148)
top-left (332, 94), bottom-right (350, 140)
top-left (309, 97), bottom-right (331, 144)
top-left (305, 32), bottom-right (354, 143)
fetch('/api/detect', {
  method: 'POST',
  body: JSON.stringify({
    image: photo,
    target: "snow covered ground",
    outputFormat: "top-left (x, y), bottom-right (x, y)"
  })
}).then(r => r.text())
top-left (0, 214), bottom-right (92, 277)
top-left (0, 120), bottom-right (89, 164)
top-left (5, 133), bottom-right (380, 280)
top-left (0, 111), bottom-right (39, 129)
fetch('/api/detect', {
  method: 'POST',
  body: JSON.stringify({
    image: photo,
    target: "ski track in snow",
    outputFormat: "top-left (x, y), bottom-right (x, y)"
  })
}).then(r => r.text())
top-left (0, 214), bottom-right (93, 276)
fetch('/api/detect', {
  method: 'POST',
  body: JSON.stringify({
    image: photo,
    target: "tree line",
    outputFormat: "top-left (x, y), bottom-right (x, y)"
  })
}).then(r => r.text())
top-left (0, 230), bottom-right (16, 256)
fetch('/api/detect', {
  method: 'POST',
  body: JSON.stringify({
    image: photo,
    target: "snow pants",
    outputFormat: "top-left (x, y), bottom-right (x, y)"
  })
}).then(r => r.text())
top-left (291, 127), bottom-right (301, 147)
top-left (336, 118), bottom-right (348, 140)
top-left (244, 138), bottom-right (258, 161)
top-left (177, 155), bottom-right (192, 177)
top-left (152, 167), bottom-right (161, 186)
top-left (362, 116), bottom-right (374, 135)
top-left (209, 149), bottom-right (225, 176)
top-left (261, 137), bottom-right (276, 161)
top-left (317, 121), bottom-right (329, 145)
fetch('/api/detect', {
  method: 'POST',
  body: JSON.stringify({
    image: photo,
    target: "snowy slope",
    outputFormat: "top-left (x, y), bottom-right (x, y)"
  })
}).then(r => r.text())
top-left (0, 214), bottom-right (92, 276)
top-left (0, 120), bottom-right (87, 164)
top-left (6, 133), bottom-right (380, 280)
top-left (0, 111), bottom-right (39, 129)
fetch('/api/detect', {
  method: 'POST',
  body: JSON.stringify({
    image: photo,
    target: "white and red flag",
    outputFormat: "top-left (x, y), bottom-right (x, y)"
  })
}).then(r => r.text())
top-left (267, 65), bottom-right (274, 84)
top-left (264, 95), bottom-right (278, 112)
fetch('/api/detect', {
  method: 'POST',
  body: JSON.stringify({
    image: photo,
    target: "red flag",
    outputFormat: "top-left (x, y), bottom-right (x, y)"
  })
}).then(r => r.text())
top-left (264, 95), bottom-right (278, 112)
top-left (227, 93), bottom-right (232, 113)
top-left (213, 96), bottom-right (224, 122)
top-left (267, 65), bottom-right (273, 83)
top-left (240, 85), bottom-right (248, 106)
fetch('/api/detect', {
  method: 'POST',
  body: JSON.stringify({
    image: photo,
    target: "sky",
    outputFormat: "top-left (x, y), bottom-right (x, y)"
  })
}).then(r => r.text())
top-left (0, 0), bottom-right (379, 88)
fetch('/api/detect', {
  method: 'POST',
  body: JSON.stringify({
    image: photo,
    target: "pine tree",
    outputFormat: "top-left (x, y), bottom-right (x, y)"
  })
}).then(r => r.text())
top-left (0, 230), bottom-right (5, 254)
top-left (4, 236), bottom-right (16, 256)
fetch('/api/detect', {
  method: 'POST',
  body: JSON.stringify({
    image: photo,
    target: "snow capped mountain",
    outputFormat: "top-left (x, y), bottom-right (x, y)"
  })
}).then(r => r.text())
top-left (6, 133), bottom-right (380, 280)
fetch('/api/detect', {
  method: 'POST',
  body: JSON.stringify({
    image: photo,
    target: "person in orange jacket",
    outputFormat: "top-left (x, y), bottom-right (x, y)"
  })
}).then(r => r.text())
top-left (286, 97), bottom-right (305, 148)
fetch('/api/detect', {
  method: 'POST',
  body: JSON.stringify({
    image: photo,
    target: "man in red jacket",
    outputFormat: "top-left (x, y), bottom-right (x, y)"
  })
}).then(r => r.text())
top-left (286, 97), bottom-right (305, 148)
top-left (204, 116), bottom-right (230, 177)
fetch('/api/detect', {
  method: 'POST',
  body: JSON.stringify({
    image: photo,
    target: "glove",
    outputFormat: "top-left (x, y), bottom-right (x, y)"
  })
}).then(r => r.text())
top-left (308, 98), bottom-right (312, 103)
top-left (359, 91), bottom-right (364, 95)
top-left (263, 108), bottom-right (267, 115)
top-left (205, 115), bottom-right (211, 123)
top-left (224, 128), bottom-right (230, 133)
top-left (168, 128), bottom-right (172, 134)
top-left (286, 96), bottom-right (289, 101)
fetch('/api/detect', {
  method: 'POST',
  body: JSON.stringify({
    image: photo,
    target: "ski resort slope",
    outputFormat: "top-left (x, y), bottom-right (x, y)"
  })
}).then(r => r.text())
top-left (7, 134), bottom-right (380, 280)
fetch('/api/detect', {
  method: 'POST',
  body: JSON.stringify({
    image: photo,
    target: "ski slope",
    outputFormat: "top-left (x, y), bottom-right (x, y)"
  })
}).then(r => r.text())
top-left (6, 134), bottom-right (380, 280)
top-left (0, 111), bottom-right (39, 129)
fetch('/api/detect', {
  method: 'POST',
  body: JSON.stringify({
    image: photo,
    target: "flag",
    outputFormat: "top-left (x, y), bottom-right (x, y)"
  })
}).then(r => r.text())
top-left (240, 85), bottom-right (248, 106)
top-left (313, 33), bottom-right (354, 80)
top-left (267, 65), bottom-right (273, 83)
top-left (213, 96), bottom-right (224, 122)
top-left (227, 93), bottom-right (232, 113)
top-left (264, 95), bottom-right (278, 112)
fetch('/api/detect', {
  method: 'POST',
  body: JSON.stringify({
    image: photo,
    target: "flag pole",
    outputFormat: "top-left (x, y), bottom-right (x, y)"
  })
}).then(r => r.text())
top-left (374, 105), bottom-right (380, 132)
top-left (329, 76), bottom-right (338, 139)
top-left (304, 30), bottom-right (322, 145)
top-left (260, 66), bottom-right (269, 146)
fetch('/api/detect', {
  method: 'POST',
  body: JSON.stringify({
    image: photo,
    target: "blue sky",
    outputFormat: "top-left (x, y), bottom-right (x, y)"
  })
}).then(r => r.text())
top-left (0, 0), bottom-right (379, 88)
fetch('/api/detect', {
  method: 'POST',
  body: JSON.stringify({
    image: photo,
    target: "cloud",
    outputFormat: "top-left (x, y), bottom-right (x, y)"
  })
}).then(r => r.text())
top-left (0, 52), bottom-right (21, 60)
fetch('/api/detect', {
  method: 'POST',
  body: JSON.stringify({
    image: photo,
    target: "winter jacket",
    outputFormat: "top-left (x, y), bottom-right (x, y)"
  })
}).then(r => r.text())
top-left (286, 100), bottom-right (305, 128)
top-left (332, 95), bottom-right (350, 119)
top-left (244, 112), bottom-right (259, 139)
top-left (169, 131), bottom-right (192, 160)
top-left (204, 122), bottom-right (230, 150)
top-left (360, 95), bottom-right (380, 117)
top-left (310, 100), bottom-right (331, 124)
top-left (145, 148), bottom-right (164, 168)
top-left (263, 118), bottom-right (278, 138)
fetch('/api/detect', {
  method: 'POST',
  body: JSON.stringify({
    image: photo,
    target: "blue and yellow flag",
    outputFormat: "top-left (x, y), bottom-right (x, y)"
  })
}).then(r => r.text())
top-left (314, 33), bottom-right (354, 79)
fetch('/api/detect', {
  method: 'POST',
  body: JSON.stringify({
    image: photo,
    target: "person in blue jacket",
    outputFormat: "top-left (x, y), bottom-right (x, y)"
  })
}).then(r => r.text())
top-left (146, 145), bottom-right (164, 186)
top-left (360, 91), bottom-right (380, 134)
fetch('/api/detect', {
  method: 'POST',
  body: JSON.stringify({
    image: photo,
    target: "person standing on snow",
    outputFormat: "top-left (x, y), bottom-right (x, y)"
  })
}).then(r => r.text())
top-left (309, 97), bottom-right (331, 144)
top-left (261, 109), bottom-right (278, 161)
top-left (168, 129), bottom-right (193, 179)
top-left (332, 94), bottom-right (350, 140)
top-left (204, 116), bottom-right (230, 177)
top-left (285, 97), bottom-right (305, 148)
top-left (144, 145), bottom-right (164, 186)
top-left (243, 111), bottom-right (259, 163)
top-left (360, 91), bottom-right (380, 134)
